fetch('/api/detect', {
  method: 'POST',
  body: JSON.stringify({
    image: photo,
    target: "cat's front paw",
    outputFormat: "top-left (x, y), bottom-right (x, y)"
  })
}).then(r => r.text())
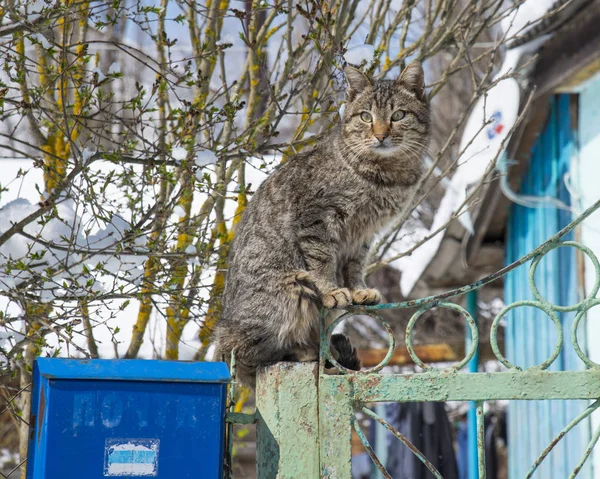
top-left (352, 288), bottom-right (382, 305)
top-left (322, 288), bottom-right (352, 309)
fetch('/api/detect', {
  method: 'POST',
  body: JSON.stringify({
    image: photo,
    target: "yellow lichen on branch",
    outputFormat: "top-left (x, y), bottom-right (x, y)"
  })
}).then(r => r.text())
top-left (126, 255), bottom-right (160, 358)
top-left (198, 188), bottom-right (247, 357)
top-left (164, 175), bottom-right (195, 360)
top-left (161, 0), bottom-right (230, 360)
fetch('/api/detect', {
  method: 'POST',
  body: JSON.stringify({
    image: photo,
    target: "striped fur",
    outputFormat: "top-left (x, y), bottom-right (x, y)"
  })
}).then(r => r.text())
top-left (213, 61), bottom-right (430, 387)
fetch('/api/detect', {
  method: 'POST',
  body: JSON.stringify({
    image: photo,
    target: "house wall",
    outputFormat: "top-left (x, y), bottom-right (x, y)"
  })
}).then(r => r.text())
top-left (575, 73), bottom-right (600, 479)
top-left (505, 95), bottom-right (591, 478)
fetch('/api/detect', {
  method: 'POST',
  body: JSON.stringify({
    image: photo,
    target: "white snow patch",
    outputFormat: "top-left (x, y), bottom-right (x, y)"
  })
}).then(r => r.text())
top-left (0, 198), bottom-right (36, 234)
top-left (203, 343), bottom-right (216, 361)
top-left (0, 194), bottom-right (145, 295)
top-left (195, 149), bottom-right (218, 167)
top-left (91, 67), bottom-right (106, 82)
top-left (0, 448), bottom-right (19, 470)
top-left (501, 0), bottom-right (558, 39)
top-left (219, 33), bottom-right (236, 45)
top-left (82, 148), bottom-right (96, 163)
top-left (108, 62), bottom-right (121, 74)
top-left (396, 186), bottom-right (462, 296)
top-left (172, 147), bottom-right (187, 162)
top-left (173, 205), bottom-right (186, 217)
top-left (34, 33), bottom-right (51, 49)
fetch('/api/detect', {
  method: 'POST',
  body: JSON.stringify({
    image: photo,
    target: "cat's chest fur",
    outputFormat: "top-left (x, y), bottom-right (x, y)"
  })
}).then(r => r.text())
top-left (267, 141), bottom-right (421, 251)
top-left (342, 181), bottom-right (415, 246)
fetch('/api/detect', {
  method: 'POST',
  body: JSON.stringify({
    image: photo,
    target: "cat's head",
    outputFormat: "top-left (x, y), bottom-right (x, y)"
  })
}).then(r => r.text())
top-left (340, 61), bottom-right (430, 165)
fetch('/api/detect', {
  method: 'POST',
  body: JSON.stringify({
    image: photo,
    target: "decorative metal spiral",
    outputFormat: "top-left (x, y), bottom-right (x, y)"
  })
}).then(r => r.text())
top-left (321, 240), bottom-right (600, 374)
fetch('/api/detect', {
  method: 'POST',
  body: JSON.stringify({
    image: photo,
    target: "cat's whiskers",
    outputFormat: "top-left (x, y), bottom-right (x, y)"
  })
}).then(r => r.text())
top-left (401, 146), bottom-right (429, 165)
top-left (339, 140), bottom-right (371, 162)
top-left (343, 137), bottom-right (426, 164)
top-left (399, 141), bottom-right (425, 156)
top-left (397, 140), bottom-right (433, 160)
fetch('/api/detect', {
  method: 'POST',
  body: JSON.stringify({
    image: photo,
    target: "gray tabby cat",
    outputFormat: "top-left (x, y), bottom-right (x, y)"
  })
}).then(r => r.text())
top-left (214, 60), bottom-right (430, 387)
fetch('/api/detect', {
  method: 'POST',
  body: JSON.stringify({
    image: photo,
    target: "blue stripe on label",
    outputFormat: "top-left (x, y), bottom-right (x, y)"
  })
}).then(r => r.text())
top-left (104, 438), bottom-right (160, 476)
top-left (107, 450), bottom-right (157, 464)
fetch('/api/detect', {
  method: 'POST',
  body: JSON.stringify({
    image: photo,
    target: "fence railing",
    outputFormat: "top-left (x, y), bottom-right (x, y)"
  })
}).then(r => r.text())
top-left (250, 198), bottom-right (600, 478)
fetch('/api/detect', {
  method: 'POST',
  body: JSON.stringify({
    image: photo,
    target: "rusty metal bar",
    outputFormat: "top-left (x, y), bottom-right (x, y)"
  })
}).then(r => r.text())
top-left (322, 370), bottom-right (600, 403)
top-left (568, 417), bottom-right (600, 479)
top-left (525, 400), bottom-right (600, 478)
top-left (476, 401), bottom-right (486, 479)
top-left (360, 406), bottom-right (443, 478)
top-left (352, 417), bottom-right (393, 479)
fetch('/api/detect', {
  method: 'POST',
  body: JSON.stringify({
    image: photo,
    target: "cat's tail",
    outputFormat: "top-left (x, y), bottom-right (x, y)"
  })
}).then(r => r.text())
top-left (330, 333), bottom-right (361, 371)
top-left (213, 341), bottom-right (258, 389)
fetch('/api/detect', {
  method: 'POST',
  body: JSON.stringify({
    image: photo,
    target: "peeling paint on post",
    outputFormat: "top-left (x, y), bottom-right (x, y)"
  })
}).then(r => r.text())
top-left (319, 374), bottom-right (353, 478)
top-left (256, 362), bottom-right (319, 479)
top-left (331, 370), bottom-right (600, 403)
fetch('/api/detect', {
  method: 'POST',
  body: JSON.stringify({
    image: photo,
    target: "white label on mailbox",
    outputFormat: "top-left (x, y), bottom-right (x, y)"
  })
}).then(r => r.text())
top-left (104, 438), bottom-right (159, 476)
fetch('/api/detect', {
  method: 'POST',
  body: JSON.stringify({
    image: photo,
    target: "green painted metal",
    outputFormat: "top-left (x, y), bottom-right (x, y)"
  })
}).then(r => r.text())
top-left (353, 417), bottom-right (392, 479)
top-left (241, 198), bottom-right (600, 478)
top-left (570, 419), bottom-right (600, 478)
top-left (318, 370), bottom-right (354, 478)
top-left (315, 198), bottom-right (600, 478)
top-left (323, 310), bottom-right (396, 374)
top-left (491, 299), bottom-right (563, 370)
top-left (320, 370), bottom-right (600, 402)
top-left (225, 412), bottom-right (256, 425)
top-left (475, 401), bottom-right (486, 479)
top-left (525, 400), bottom-right (600, 478)
top-left (406, 302), bottom-right (479, 371)
top-left (255, 363), bottom-right (320, 479)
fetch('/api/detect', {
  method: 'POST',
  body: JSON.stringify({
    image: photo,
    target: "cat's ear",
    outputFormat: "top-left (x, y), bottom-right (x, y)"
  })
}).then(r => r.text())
top-left (345, 66), bottom-right (371, 101)
top-left (398, 60), bottom-right (425, 101)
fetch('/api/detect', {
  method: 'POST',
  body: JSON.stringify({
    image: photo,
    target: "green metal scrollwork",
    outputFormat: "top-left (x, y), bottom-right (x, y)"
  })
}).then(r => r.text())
top-left (323, 310), bottom-right (395, 374)
top-left (406, 302), bottom-right (479, 371)
top-left (317, 198), bottom-right (600, 479)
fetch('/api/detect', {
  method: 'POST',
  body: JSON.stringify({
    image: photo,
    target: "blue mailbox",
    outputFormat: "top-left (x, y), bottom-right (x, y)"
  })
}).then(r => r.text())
top-left (27, 358), bottom-right (230, 478)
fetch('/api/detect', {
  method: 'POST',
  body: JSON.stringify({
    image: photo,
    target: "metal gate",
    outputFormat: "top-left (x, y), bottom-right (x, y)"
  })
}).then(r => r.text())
top-left (229, 198), bottom-right (600, 479)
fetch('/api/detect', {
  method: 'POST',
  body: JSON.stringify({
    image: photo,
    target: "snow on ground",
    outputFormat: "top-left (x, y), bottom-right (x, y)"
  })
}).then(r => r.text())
top-left (0, 160), bottom-right (149, 359)
top-left (0, 153), bottom-right (270, 362)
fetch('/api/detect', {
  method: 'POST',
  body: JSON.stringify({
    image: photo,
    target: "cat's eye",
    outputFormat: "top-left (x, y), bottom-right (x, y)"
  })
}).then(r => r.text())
top-left (391, 110), bottom-right (406, 121)
top-left (360, 111), bottom-right (373, 123)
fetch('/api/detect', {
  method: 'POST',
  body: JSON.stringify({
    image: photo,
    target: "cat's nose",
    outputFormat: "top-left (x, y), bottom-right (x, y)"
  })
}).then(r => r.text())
top-left (374, 133), bottom-right (388, 143)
